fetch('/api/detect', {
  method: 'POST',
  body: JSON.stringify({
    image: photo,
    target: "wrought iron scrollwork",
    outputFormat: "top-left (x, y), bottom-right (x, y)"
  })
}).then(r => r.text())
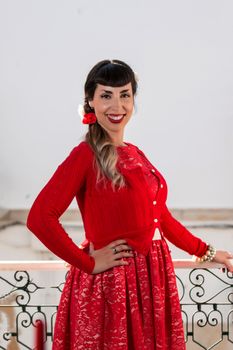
top-left (0, 269), bottom-right (64, 349)
top-left (177, 267), bottom-right (233, 349)
top-left (0, 268), bottom-right (232, 349)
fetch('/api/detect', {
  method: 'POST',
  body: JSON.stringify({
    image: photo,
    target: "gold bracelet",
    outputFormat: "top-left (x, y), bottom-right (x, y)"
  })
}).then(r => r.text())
top-left (196, 244), bottom-right (216, 263)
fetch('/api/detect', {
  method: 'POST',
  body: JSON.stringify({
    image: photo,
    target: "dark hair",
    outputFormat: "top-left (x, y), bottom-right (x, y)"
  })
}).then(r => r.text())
top-left (84, 59), bottom-right (137, 113)
top-left (84, 59), bottom-right (137, 188)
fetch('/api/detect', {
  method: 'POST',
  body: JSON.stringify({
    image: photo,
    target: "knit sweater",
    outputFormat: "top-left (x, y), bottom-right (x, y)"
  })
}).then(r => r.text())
top-left (27, 141), bottom-right (208, 274)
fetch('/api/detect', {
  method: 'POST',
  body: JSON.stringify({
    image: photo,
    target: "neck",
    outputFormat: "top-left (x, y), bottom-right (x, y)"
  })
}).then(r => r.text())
top-left (109, 131), bottom-right (125, 147)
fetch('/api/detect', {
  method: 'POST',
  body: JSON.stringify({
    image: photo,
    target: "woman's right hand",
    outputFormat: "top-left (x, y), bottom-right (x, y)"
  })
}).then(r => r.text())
top-left (89, 239), bottom-right (134, 274)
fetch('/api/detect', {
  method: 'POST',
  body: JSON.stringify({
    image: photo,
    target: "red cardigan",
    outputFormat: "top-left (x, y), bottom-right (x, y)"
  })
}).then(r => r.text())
top-left (27, 141), bottom-right (208, 274)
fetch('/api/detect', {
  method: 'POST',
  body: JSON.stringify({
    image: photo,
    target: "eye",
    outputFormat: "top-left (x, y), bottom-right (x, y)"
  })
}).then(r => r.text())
top-left (100, 94), bottom-right (111, 99)
top-left (121, 93), bottom-right (131, 98)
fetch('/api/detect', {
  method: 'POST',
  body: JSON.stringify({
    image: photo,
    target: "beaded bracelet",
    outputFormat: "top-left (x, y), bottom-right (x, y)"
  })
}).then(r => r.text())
top-left (196, 244), bottom-right (216, 263)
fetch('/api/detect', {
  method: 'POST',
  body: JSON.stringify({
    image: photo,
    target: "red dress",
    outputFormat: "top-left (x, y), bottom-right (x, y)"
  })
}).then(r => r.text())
top-left (52, 144), bottom-right (186, 349)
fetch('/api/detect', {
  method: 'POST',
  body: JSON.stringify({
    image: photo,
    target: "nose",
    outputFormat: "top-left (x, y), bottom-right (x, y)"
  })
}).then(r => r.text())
top-left (111, 96), bottom-right (124, 111)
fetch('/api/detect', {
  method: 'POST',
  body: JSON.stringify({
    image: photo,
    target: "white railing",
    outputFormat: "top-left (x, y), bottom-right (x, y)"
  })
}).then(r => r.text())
top-left (0, 259), bottom-right (227, 270)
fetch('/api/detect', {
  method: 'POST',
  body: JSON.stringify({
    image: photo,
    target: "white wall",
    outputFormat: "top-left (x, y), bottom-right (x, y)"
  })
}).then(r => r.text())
top-left (0, 0), bottom-right (233, 209)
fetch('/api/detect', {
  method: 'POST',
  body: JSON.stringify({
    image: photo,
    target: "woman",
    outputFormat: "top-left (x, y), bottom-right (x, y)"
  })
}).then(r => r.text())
top-left (27, 59), bottom-right (233, 349)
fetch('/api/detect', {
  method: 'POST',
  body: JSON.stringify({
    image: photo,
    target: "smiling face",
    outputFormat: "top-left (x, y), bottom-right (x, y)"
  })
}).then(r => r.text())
top-left (89, 82), bottom-right (134, 143)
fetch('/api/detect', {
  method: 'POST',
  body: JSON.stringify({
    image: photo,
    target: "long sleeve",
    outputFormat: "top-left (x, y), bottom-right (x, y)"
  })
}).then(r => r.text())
top-left (27, 142), bottom-right (95, 274)
top-left (160, 205), bottom-right (208, 257)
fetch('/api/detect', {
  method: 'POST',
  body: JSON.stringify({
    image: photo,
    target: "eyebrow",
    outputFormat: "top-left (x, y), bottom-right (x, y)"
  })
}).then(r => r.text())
top-left (100, 89), bottom-right (130, 94)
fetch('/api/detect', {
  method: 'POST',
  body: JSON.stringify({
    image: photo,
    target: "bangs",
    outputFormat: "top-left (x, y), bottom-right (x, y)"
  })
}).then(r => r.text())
top-left (95, 63), bottom-right (133, 88)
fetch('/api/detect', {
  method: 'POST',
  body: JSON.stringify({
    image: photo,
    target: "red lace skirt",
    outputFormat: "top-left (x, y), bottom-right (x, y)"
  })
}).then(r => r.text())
top-left (52, 236), bottom-right (186, 350)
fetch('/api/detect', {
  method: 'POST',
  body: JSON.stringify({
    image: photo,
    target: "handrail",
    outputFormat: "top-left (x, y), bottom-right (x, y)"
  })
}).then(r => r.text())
top-left (0, 259), bottom-right (230, 270)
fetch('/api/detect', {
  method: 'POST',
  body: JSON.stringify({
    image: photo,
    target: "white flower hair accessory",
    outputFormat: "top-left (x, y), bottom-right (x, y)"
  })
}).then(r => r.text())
top-left (78, 104), bottom-right (85, 120)
top-left (134, 72), bottom-right (139, 83)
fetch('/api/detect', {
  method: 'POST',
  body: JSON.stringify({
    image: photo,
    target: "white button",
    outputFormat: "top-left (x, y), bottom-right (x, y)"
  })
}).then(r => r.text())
top-left (160, 184), bottom-right (164, 188)
top-left (151, 169), bottom-right (155, 173)
top-left (153, 200), bottom-right (157, 205)
top-left (154, 218), bottom-right (158, 223)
